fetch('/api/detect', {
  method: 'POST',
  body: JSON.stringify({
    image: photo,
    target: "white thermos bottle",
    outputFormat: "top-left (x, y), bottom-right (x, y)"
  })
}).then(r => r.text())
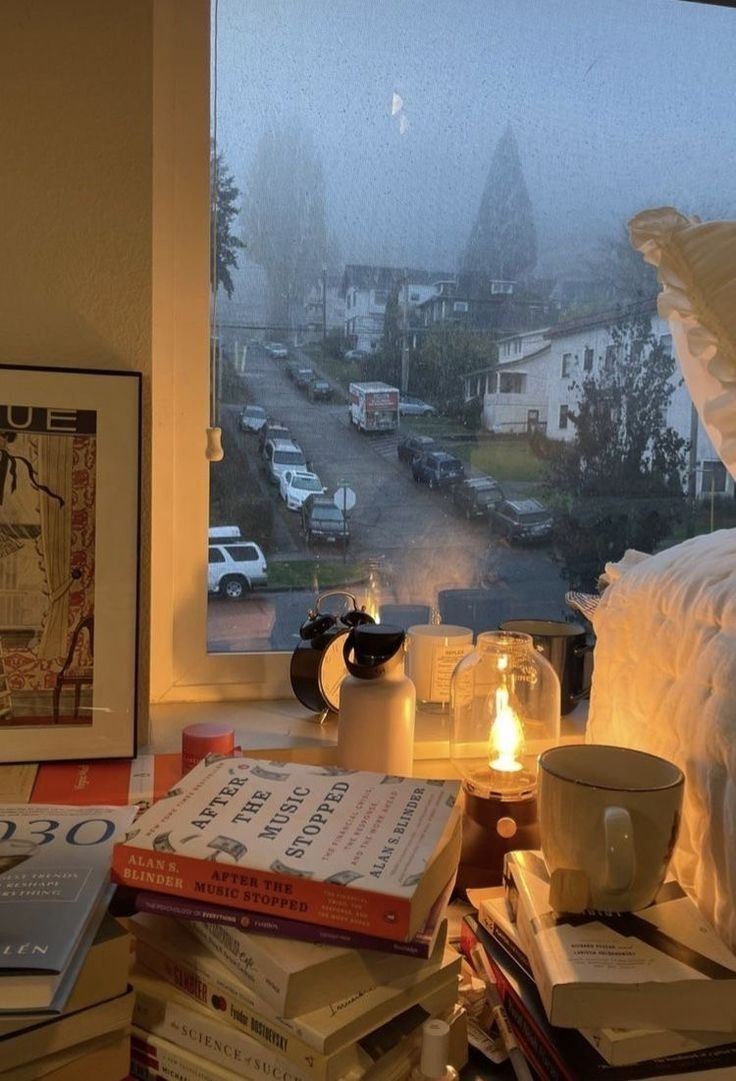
top-left (338, 624), bottom-right (416, 775)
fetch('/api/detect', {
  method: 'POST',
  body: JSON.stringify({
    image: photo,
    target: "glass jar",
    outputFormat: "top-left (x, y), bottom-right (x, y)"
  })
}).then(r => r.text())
top-left (450, 630), bottom-right (560, 800)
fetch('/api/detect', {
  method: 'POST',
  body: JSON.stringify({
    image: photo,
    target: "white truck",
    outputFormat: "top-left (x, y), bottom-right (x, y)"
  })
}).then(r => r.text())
top-left (348, 382), bottom-right (400, 433)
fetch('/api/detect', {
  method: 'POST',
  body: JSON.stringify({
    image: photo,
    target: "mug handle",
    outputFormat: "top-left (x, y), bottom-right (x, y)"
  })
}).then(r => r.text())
top-left (604, 806), bottom-right (635, 894)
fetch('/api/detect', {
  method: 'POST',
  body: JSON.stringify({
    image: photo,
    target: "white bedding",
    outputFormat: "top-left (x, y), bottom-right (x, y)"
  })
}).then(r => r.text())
top-left (587, 528), bottom-right (736, 949)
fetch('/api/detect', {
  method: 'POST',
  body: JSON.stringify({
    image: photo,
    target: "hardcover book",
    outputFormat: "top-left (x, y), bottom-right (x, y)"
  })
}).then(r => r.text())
top-left (130, 915), bottom-right (461, 1075)
top-left (504, 850), bottom-right (736, 1033)
top-left (116, 871), bottom-right (454, 959)
top-left (0, 914), bottom-right (130, 1037)
top-left (462, 913), bottom-right (736, 1081)
top-left (188, 910), bottom-right (448, 1017)
top-left (112, 757), bottom-right (461, 942)
top-left (131, 967), bottom-right (467, 1081)
top-left (0, 804), bottom-right (136, 1011)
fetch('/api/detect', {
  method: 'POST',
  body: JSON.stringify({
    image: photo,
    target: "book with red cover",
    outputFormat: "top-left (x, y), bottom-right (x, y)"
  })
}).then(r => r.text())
top-left (32, 754), bottom-right (184, 809)
top-left (113, 872), bottom-right (454, 959)
top-left (111, 756), bottom-right (461, 942)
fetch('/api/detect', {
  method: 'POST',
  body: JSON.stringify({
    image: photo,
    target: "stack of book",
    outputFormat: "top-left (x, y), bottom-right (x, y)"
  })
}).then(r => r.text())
top-left (0, 804), bottom-right (137, 1081)
top-left (462, 849), bottom-right (736, 1081)
top-left (109, 756), bottom-right (469, 1081)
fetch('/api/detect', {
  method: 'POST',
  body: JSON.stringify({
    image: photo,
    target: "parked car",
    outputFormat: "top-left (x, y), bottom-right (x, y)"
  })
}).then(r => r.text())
top-left (267, 342), bottom-right (289, 359)
top-left (208, 539), bottom-right (268, 599)
top-left (238, 404), bottom-right (267, 432)
top-left (294, 366), bottom-right (316, 389)
top-left (263, 438), bottom-right (307, 485)
top-left (279, 469), bottom-right (326, 511)
top-left (412, 450), bottom-right (465, 489)
top-left (258, 421), bottom-right (291, 456)
top-left (308, 378), bottom-right (333, 402)
top-left (399, 395), bottom-right (436, 417)
top-left (452, 475), bottom-right (504, 519)
top-left (286, 361), bottom-right (302, 381)
top-left (302, 494), bottom-right (350, 548)
top-left (397, 432), bottom-right (436, 464)
top-left (489, 498), bottom-right (554, 543)
top-left (344, 349), bottom-right (367, 361)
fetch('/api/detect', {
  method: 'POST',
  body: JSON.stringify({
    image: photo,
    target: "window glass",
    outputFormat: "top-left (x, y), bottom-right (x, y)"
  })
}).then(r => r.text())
top-left (208, 548), bottom-right (225, 564)
top-left (226, 545), bottom-right (259, 561)
top-left (209, 0), bottom-right (736, 651)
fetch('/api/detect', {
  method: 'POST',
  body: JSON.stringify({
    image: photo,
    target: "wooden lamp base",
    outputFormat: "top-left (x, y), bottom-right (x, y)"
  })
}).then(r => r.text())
top-left (456, 787), bottom-right (540, 893)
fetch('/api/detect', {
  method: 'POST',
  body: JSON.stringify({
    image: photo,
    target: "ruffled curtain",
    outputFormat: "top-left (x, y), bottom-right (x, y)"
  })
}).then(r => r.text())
top-left (628, 207), bottom-right (736, 478)
top-left (36, 437), bottom-right (73, 659)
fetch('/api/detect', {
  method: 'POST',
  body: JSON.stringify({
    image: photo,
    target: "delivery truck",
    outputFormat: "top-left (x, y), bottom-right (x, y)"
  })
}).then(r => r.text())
top-left (348, 381), bottom-right (400, 433)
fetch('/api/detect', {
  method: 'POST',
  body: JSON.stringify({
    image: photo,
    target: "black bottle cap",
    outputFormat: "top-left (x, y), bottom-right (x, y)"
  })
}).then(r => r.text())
top-left (350, 624), bottom-right (405, 666)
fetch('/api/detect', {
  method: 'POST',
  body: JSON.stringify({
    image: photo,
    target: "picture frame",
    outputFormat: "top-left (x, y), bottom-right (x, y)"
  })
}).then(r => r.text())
top-left (0, 364), bottom-right (140, 762)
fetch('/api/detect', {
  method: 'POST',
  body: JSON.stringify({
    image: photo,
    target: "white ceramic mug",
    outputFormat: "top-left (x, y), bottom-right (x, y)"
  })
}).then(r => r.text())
top-left (537, 744), bottom-right (684, 913)
top-left (405, 624), bottom-right (473, 711)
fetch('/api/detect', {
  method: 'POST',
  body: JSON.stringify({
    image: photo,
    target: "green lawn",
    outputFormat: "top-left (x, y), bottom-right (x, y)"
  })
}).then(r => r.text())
top-left (269, 559), bottom-right (366, 589)
top-left (406, 417), bottom-right (545, 482)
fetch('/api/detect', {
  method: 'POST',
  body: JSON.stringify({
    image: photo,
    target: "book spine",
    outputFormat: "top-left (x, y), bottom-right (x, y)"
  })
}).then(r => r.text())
top-left (188, 921), bottom-right (290, 1015)
top-left (113, 843), bottom-right (413, 942)
top-left (477, 907), bottom-right (534, 980)
top-left (460, 917), bottom-right (574, 1081)
top-left (132, 986), bottom-right (331, 1081)
top-left (132, 890), bottom-right (436, 958)
top-left (133, 937), bottom-right (334, 1069)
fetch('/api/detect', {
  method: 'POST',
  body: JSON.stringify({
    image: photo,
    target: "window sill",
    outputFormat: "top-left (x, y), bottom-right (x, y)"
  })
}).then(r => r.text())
top-left (147, 697), bottom-right (589, 764)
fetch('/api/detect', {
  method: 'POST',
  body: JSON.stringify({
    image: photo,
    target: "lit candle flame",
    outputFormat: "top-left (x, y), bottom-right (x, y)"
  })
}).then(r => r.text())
top-left (488, 683), bottom-right (524, 773)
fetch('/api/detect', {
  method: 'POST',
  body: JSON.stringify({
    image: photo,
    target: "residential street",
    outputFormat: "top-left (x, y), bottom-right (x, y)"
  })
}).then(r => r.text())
top-left (208, 343), bottom-right (569, 651)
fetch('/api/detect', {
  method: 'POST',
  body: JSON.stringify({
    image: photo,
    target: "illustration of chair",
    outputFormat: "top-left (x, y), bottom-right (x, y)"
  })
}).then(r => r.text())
top-left (52, 613), bottom-right (94, 722)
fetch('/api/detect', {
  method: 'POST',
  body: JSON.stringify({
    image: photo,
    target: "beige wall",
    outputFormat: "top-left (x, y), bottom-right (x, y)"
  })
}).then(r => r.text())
top-left (0, 2), bottom-right (155, 730)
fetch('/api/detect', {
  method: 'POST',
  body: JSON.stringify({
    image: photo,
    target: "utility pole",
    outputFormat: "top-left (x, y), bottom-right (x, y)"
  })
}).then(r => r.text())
top-left (400, 272), bottom-right (409, 395)
top-left (322, 265), bottom-right (328, 348)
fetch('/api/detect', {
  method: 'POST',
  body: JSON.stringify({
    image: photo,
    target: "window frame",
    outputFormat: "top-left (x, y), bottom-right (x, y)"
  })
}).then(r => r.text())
top-left (150, 0), bottom-right (290, 703)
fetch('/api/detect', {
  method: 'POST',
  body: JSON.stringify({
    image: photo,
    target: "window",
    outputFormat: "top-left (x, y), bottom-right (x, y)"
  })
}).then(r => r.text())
top-left (195, 0), bottom-right (736, 687)
top-left (499, 372), bottom-right (526, 393)
top-left (208, 548), bottom-right (225, 564)
top-left (604, 344), bottom-right (618, 371)
top-left (559, 404), bottom-right (569, 430)
top-left (410, 291), bottom-right (420, 302)
top-left (659, 333), bottom-right (673, 356)
top-left (701, 460), bottom-right (727, 494)
top-left (226, 545), bottom-right (260, 562)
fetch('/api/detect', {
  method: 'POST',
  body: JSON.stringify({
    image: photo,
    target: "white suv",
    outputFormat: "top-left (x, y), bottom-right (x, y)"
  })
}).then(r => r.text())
top-left (208, 540), bottom-right (268, 599)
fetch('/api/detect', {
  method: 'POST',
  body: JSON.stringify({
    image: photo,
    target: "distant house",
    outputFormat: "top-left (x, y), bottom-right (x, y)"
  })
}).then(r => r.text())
top-left (461, 302), bottom-right (732, 498)
top-left (341, 265), bottom-right (451, 353)
top-left (303, 273), bottom-right (345, 342)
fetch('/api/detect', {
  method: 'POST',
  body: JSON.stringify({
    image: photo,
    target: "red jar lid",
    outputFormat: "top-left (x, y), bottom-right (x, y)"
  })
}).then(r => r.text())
top-left (182, 722), bottom-right (235, 772)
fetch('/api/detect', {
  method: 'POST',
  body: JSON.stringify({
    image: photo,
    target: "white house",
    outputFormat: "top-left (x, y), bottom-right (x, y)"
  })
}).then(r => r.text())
top-left (341, 266), bottom-right (451, 353)
top-left (303, 274), bottom-right (345, 343)
top-left (462, 304), bottom-right (732, 498)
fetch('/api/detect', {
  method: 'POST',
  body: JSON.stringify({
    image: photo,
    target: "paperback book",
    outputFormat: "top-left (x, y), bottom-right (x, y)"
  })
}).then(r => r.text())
top-left (504, 850), bottom-right (736, 1033)
top-left (115, 870), bottom-right (454, 959)
top-left (188, 911), bottom-right (448, 1017)
top-left (0, 987), bottom-right (135, 1074)
top-left (130, 915), bottom-right (461, 1078)
top-left (462, 913), bottom-right (736, 1081)
top-left (31, 754), bottom-right (184, 810)
top-left (0, 804), bottom-right (136, 1011)
top-left (2, 1032), bottom-right (131, 1081)
top-left (112, 757), bottom-right (461, 942)
top-left (131, 966), bottom-right (467, 1081)
top-left (478, 889), bottom-right (736, 1067)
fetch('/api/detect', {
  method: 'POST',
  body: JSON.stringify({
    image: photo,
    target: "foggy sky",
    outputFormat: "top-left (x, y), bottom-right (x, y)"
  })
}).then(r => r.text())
top-left (215, 0), bottom-right (736, 277)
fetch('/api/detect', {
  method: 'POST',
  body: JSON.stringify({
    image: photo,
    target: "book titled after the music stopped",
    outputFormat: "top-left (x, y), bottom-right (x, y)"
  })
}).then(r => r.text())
top-left (505, 850), bottom-right (736, 1034)
top-left (112, 758), bottom-right (462, 942)
top-left (0, 804), bottom-right (135, 1012)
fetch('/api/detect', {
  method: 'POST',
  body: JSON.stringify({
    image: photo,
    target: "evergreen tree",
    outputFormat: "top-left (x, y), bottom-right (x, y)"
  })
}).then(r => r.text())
top-left (461, 124), bottom-right (537, 289)
top-left (376, 284), bottom-right (402, 386)
top-left (244, 123), bottom-right (328, 328)
top-left (211, 150), bottom-right (244, 299)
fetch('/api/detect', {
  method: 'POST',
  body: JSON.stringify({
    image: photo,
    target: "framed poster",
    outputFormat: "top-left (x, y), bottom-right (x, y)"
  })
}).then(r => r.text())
top-left (0, 365), bottom-right (140, 762)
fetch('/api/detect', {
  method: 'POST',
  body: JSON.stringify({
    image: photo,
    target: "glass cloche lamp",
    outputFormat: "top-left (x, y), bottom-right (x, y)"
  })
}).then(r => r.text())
top-left (450, 630), bottom-right (560, 889)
